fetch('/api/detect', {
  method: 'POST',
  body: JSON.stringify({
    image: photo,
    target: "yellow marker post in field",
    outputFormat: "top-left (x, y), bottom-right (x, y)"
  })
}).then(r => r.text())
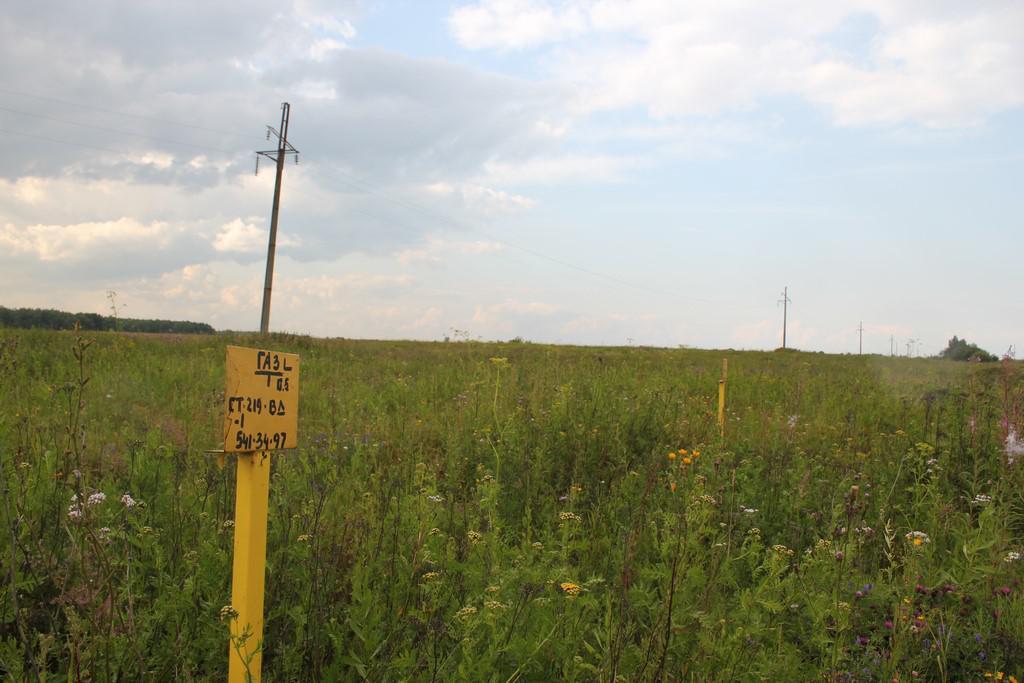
top-left (718, 358), bottom-right (728, 437)
top-left (223, 345), bottom-right (299, 683)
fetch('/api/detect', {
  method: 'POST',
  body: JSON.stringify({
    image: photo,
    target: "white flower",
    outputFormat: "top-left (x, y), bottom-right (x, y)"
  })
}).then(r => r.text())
top-left (972, 494), bottom-right (992, 505)
top-left (121, 493), bottom-right (137, 508)
top-left (741, 506), bottom-right (758, 514)
top-left (905, 531), bottom-right (931, 545)
top-left (426, 494), bottom-right (444, 503)
top-left (787, 415), bottom-right (799, 429)
top-left (87, 492), bottom-right (106, 506)
top-left (1005, 551), bottom-right (1022, 563)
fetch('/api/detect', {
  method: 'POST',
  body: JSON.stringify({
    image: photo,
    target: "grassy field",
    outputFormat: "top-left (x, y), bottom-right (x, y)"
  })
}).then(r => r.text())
top-left (1, 329), bottom-right (1022, 681)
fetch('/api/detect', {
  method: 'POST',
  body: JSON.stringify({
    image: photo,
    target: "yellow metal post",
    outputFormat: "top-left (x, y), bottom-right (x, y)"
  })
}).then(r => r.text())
top-left (228, 452), bottom-right (272, 683)
top-left (718, 358), bottom-right (728, 437)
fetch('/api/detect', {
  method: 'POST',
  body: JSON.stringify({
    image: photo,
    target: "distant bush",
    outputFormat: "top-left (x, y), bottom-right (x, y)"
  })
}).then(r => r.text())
top-left (939, 335), bottom-right (997, 362)
top-left (0, 305), bottom-right (215, 334)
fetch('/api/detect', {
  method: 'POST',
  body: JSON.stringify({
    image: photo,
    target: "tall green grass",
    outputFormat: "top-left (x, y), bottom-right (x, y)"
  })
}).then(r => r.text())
top-left (1, 330), bottom-right (1021, 681)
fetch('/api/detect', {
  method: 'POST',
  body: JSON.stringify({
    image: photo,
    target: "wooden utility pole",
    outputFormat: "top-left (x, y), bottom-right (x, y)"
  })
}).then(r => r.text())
top-left (778, 287), bottom-right (791, 349)
top-left (256, 103), bottom-right (299, 335)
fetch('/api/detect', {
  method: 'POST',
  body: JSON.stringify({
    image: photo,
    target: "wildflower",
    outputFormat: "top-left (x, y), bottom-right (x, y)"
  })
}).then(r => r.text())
top-left (667, 451), bottom-right (677, 460)
top-left (484, 600), bottom-right (505, 610)
top-left (857, 635), bottom-right (870, 646)
top-left (560, 582), bottom-right (581, 597)
top-left (219, 605), bottom-right (239, 622)
top-left (670, 482), bottom-right (677, 493)
top-left (559, 511), bottom-right (581, 523)
top-left (87, 492), bottom-right (106, 506)
top-left (222, 519), bottom-right (235, 529)
top-left (467, 530), bottom-right (482, 544)
top-left (422, 571), bottom-right (440, 582)
top-left (121, 493), bottom-right (138, 508)
top-left (678, 449), bottom-right (688, 456)
top-left (297, 534), bottom-right (312, 542)
top-left (488, 357), bottom-right (509, 368)
top-left (485, 585), bottom-right (500, 593)
top-left (67, 504), bottom-right (83, 520)
top-left (140, 526), bottom-right (153, 535)
top-left (429, 527), bottom-right (442, 536)
top-left (455, 606), bottom-right (477, 619)
top-left (426, 494), bottom-right (444, 503)
top-left (787, 415), bottom-right (799, 428)
top-left (771, 545), bottom-right (794, 556)
top-left (906, 531), bottom-right (930, 546)
top-left (741, 506), bottom-right (758, 514)
top-left (1004, 551), bottom-right (1021, 563)
top-left (973, 494), bottom-right (993, 505)
top-left (698, 494), bottom-right (717, 505)
top-left (531, 541), bottom-right (544, 550)
top-left (682, 456), bottom-right (692, 465)
top-left (98, 527), bottom-right (111, 537)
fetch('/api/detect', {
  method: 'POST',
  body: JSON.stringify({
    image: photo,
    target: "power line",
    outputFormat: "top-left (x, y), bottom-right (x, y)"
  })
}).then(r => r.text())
top-left (0, 105), bottom-right (241, 155)
top-left (0, 126), bottom-right (140, 156)
top-left (0, 86), bottom-right (248, 138)
top-left (317, 167), bottom-right (746, 308)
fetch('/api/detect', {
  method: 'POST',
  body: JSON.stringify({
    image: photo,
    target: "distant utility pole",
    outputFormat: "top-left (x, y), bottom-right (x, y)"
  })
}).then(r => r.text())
top-left (255, 102), bottom-right (299, 335)
top-left (778, 286), bottom-right (791, 349)
top-left (858, 321), bottom-right (863, 355)
top-left (906, 338), bottom-right (916, 357)
top-left (890, 335), bottom-right (895, 357)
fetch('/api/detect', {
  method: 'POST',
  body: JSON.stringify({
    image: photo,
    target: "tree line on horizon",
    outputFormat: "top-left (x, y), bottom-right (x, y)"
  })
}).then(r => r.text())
top-left (0, 305), bottom-right (215, 334)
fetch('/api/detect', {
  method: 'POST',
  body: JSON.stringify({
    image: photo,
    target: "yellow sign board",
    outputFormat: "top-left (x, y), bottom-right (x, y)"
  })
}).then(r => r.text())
top-left (223, 345), bottom-right (299, 452)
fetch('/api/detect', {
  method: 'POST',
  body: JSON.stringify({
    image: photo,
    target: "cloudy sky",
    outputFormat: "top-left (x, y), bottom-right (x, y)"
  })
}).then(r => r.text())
top-left (1, 0), bottom-right (1022, 354)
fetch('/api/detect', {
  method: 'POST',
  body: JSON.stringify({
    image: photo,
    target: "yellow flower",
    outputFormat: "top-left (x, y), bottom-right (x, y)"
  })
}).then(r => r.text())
top-left (667, 451), bottom-right (676, 460)
top-left (560, 582), bottom-right (581, 596)
top-left (692, 450), bottom-right (700, 458)
top-left (682, 457), bottom-right (692, 465)
top-left (670, 482), bottom-right (677, 493)
top-left (678, 449), bottom-right (688, 455)
top-left (913, 537), bottom-right (923, 546)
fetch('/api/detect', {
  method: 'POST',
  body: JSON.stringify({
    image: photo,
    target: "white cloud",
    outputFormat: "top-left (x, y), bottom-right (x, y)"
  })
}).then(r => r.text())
top-left (472, 299), bottom-right (558, 324)
top-left (4, 177), bottom-right (48, 204)
top-left (0, 218), bottom-right (171, 262)
top-left (420, 181), bottom-right (535, 212)
top-left (213, 218), bottom-right (300, 254)
top-left (478, 153), bottom-right (633, 185)
top-left (451, 0), bottom-right (1024, 128)
top-left (450, 0), bottom-right (588, 50)
top-left (282, 273), bottom-right (413, 301)
top-left (395, 238), bottom-right (505, 265)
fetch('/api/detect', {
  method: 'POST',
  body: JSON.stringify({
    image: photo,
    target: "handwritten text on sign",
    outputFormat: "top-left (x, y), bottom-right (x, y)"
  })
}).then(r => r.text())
top-left (224, 345), bottom-right (300, 452)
